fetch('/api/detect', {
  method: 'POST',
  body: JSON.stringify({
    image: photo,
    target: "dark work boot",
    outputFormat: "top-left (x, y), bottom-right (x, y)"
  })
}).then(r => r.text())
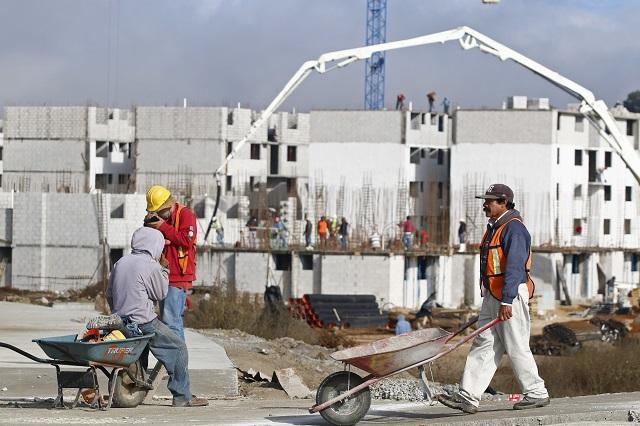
top-left (513, 395), bottom-right (550, 410)
top-left (437, 393), bottom-right (478, 414)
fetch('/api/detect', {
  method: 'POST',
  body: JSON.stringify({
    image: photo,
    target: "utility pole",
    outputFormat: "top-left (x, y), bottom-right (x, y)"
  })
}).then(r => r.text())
top-left (364, 0), bottom-right (387, 110)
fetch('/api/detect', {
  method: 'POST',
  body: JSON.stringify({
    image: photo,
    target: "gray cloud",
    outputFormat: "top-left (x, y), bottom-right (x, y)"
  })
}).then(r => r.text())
top-left (0, 0), bottom-right (637, 113)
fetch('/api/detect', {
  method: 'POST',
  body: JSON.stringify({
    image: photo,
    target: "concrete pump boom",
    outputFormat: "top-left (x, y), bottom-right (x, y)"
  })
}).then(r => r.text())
top-left (205, 26), bottom-right (640, 240)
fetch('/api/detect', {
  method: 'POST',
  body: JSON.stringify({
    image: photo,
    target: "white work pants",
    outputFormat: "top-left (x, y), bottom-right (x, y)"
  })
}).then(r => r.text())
top-left (458, 283), bottom-right (548, 407)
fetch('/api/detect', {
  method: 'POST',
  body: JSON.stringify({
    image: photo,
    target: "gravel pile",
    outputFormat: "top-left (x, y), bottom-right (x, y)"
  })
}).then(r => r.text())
top-left (370, 378), bottom-right (460, 401)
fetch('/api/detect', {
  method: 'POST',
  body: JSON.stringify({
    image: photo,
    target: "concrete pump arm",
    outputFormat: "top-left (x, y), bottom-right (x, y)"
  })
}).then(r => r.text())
top-left (205, 26), bottom-right (639, 238)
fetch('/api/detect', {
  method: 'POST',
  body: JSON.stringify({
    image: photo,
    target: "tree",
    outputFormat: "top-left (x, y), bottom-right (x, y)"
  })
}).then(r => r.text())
top-left (623, 90), bottom-right (640, 113)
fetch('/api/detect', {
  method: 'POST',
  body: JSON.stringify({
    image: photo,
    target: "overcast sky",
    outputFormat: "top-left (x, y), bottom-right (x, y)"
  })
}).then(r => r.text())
top-left (0, 0), bottom-right (638, 113)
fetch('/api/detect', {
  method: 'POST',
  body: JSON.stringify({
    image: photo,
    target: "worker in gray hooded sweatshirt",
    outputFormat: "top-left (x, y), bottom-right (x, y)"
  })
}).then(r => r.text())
top-left (107, 227), bottom-right (208, 407)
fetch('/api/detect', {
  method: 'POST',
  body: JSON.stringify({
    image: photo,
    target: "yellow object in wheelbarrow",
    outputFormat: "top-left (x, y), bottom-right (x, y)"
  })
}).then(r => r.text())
top-left (103, 330), bottom-right (126, 341)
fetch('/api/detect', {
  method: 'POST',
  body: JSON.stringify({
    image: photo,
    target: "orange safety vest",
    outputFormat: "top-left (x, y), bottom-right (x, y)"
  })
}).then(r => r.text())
top-left (481, 217), bottom-right (535, 301)
top-left (318, 220), bottom-right (328, 235)
top-left (174, 204), bottom-right (190, 275)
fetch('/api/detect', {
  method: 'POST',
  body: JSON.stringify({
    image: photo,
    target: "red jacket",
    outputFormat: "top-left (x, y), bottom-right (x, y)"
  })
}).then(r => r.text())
top-left (158, 203), bottom-right (197, 289)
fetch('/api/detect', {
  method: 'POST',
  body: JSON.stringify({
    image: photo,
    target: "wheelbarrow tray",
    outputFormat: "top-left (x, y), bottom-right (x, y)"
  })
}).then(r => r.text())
top-left (33, 334), bottom-right (153, 367)
top-left (331, 328), bottom-right (451, 376)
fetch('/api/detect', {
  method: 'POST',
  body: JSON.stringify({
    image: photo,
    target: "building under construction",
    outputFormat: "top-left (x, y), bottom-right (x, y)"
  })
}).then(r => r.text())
top-left (0, 98), bottom-right (638, 310)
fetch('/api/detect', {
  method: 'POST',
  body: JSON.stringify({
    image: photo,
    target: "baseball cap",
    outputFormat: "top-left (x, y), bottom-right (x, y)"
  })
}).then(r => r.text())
top-left (475, 184), bottom-right (514, 203)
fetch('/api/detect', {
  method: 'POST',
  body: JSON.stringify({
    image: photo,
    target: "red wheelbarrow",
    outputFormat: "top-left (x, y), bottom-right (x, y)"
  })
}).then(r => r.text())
top-left (309, 317), bottom-right (502, 425)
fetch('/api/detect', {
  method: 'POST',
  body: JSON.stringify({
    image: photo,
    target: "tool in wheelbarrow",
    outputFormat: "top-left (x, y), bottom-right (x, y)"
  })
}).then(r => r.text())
top-left (0, 332), bottom-right (158, 410)
top-left (309, 316), bottom-right (502, 425)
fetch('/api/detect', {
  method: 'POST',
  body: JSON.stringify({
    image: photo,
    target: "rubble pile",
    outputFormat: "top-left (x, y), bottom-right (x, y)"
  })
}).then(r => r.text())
top-left (370, 378), bottom-right (459, 401)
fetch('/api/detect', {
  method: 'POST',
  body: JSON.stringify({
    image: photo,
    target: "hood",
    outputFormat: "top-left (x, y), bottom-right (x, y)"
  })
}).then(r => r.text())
top-left (397, 314), bottom-right (405, 321)
top-left (131, 227), bottom-right (165, 260)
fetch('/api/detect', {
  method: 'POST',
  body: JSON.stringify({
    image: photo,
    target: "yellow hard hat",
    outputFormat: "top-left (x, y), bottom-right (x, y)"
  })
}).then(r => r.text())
top-left (146, 185), bottom-right (171, 212)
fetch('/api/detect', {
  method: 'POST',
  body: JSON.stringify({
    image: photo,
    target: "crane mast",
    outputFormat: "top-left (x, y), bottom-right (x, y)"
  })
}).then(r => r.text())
top-left (364, 0), bottom-right (387, 110)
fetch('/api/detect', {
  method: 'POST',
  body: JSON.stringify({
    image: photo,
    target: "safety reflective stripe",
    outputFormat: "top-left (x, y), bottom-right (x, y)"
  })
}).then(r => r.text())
top-left (174, 204), bottom-right (188, 275)
top-left (491, 248), bottom-right (501, 275)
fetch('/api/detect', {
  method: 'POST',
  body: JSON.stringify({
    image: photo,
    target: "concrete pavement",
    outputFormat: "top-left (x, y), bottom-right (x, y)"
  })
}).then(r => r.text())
top-left (0, 301), bottom-right (237, 399)
top-left (0, 392), bottom-right (638, 425)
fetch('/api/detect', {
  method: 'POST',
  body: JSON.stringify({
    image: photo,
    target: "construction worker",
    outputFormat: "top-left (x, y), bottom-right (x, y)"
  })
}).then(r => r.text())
top-left (107, 227), bottom-right (208, 407)
top-left (317, 216), bottom-right (328, 249)
top-left (427, 91), bottom-right (436, 112)
top-left (303, 214), bottom-right (313, 249)
top-left (144, 185), bottom-right (197, 342)
top-left (438, 184), bottom-right (549, 414)
top-left (402, 216), bottom-right (415, 250)
top-left (210, 217), bottom-right (224, 246)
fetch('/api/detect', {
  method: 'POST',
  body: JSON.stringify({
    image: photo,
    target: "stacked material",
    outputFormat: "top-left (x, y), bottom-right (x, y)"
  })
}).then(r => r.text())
top-left (293, 294), bottom-right (388, 329)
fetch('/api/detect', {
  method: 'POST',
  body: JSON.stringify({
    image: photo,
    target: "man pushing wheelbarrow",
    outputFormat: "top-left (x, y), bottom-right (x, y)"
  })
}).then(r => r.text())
top-left (311, 184), bottom-right (548, 425)
top-left (438, 184), bottom-right (550, 414)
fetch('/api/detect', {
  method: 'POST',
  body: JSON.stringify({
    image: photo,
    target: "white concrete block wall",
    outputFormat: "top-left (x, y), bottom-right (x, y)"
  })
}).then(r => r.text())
top-left (234, 251), bottom-right (270, 294)
top-left (2, 139), bottom-right (86, 192)
top-left (135, 107), bottom-right (224, 140)
top-left (449, 143), bottom-right (554, 246)
top-left (4, 106), bottom-right (87, 139)
top-left (310, 110), bottom-right (403, 144)
top-left (320, 254), bottom-right (393, 304)
top-left (270, 112), bottom-right (310, 145)
top-left (455, 110), bottom-right (554, 144)
top-left (309, 143), bottom-right (405, 189)
top-left (106, 194), bottom-right (147, 250)
top-left (290, 253), bottom-right (314, 297)
top-left (195, 250), bottom-right (235, 287)
top-left (136, 139), bottom-right (223, 174)
top-left (405, 112), bottom-right (450, 147)
top-left (0, 209), bottom-right (12, 246)
top-left (88, 107), bottom-right (135, 142)
top-left (386, 254), bottom-right (406, 308)
top-left (223, 107), bottom-right (268, 142)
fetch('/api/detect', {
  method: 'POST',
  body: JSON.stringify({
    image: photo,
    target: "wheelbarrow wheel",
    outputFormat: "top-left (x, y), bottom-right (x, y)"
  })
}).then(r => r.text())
top-left (316, 371), bottom-right (370, 426)
top-left (112, 361), bottom-right (148, 408)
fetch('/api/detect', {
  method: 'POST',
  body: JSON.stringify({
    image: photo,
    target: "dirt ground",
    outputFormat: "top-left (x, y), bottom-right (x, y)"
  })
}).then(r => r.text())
top-left (199, 328), bottom-right (364, 399)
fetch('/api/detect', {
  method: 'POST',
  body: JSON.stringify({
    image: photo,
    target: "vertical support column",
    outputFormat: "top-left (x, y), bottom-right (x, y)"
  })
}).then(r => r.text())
top-left (40, 193), bottom-right (47, 291)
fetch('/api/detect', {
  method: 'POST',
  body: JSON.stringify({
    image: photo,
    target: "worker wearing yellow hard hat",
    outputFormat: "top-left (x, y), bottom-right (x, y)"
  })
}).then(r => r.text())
top-left (146, 185), bottom-right (173, 213)
top-left (143, 185), bottom-right (198, 342)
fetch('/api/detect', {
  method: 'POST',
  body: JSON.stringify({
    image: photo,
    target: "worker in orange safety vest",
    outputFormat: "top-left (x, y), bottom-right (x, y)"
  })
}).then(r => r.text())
top-left (438, 184), bottom-right (549, 414)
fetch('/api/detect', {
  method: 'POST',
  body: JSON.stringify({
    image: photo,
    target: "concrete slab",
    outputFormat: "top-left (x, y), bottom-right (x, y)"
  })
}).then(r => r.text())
top-left (0, 392), bottom-right (638, 425)
top-left (0, 302), bottom-right (237, 398)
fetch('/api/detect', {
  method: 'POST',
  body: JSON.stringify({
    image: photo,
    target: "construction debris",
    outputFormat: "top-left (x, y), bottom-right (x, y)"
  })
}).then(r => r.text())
top-left (272, 368), bottom-right (311, 399)
top-left (370, 378), bottom-right (432, 401)
top-left (530, 306), bottom-right (640, 356)
top-left (238, 368), bottom-right (271, 383)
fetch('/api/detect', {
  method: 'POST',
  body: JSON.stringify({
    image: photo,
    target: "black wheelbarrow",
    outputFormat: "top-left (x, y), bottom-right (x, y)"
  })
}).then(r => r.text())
top-left (0, 333), bottom-right (160, 410)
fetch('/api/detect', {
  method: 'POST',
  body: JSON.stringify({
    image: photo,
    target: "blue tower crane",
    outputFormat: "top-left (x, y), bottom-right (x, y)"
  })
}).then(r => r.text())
top-left (364, 0), bottom-right (387, 110)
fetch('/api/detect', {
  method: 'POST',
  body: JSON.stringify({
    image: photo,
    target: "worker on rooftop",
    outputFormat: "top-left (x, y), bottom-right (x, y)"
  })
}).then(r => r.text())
top-left (427, 91), bottom-right (436, 112)
top-left (438, 184), bottom-right (549, 413)
top-left (144, 185), bottom-right (197, 342)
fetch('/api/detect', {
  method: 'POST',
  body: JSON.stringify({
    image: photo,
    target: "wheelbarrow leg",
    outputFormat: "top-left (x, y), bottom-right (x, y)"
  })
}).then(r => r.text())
top-left (418, 364), bottom-right (437, 405)
top-left (52, 365), bottom-right (66, 409)
top-left (103, 367), bottom-right (122, 410)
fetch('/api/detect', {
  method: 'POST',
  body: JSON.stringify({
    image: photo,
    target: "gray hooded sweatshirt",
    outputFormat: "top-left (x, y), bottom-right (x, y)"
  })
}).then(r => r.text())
top-left (107, 227), bottom-right (169, 324)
